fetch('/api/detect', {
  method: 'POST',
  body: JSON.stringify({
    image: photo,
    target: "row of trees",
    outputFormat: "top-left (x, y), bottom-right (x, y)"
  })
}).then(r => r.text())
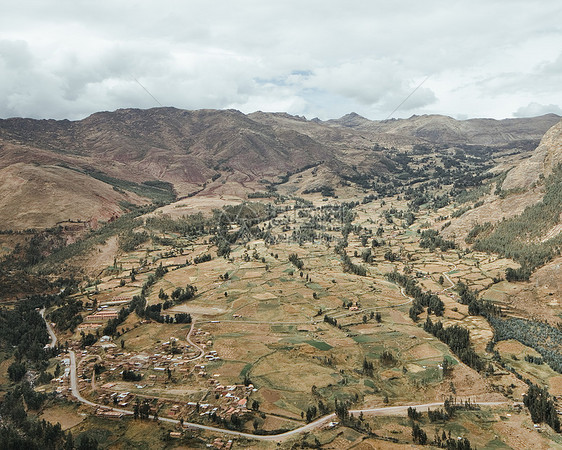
top-left (118, 229), bottom-right (149, 252)
top-left (455, 281), bottom-right (501, 317)
top-left (424, 317), bottom-right (484, 372)
top-left (524, 384), bottom-right (560, 432)
top-left (488, 315), bottom-right (562, 373)
top-left (419, 229), bottom-right (456, 252)
top-left (0, 295), bottom-right (53, 375)
top-left (408, 401), bottom-right (476, 448)
top-left (0, 381), bottom-right (79, 449)
top-left (386, 271), bottom-right (444, 320)
top-left (288, 253), bottom-right (304, 270)
top-left (49, 298), bottom-right (83, 332)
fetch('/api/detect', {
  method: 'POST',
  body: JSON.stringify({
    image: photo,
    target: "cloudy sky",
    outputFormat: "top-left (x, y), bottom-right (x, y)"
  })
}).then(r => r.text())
top-left (1, 0), bottom-right (561, 121)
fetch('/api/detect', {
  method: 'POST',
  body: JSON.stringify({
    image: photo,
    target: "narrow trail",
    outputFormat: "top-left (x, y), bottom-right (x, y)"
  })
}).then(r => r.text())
top-left (184, 320), bottom-right (206, 362)
top-left (441, 263), bottom-right (458, 294)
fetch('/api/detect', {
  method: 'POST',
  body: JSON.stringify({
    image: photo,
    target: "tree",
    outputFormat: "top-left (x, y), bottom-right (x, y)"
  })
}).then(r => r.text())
top-left (77, 435), bottom-right (99, 450)
top-left (158, 288), bottom-right (169, 301)
top-left (80, 332), bottom-right (97, 348)
top-left (140, 400), bottom-right (151, 420)
top-left (8, 361), bottom-right (26, 382)
top-left (305, 405), bottom-right (317, 422)
top-left (524, 384), bottom-right (561, 432)
top-left (288, 253), bottom-right (304, 270)
top-left (412, 423), bottom-right (427, 445)
top-left (407, 406), bottom-right (421, 421)
top-left (335, 399), bottom-right (349, 423)
top-left (122, 370), bottom-right (142, 382)
top-left (362, 358), bottom-right (374, 377)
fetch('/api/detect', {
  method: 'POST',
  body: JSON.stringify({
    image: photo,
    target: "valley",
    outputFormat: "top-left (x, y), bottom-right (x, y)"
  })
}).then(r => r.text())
top-left (0, 109), bottom-right (562, 449)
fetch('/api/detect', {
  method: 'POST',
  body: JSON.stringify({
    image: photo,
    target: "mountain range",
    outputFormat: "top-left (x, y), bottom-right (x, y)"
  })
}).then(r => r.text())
top-left (0, 108), bottom-right (559, 230)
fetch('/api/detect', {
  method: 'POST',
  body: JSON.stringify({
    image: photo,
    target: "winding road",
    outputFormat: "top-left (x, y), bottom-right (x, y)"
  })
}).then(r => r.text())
top-left (55, 253), bottom-right (507, 443)
top-left (185, 320), bottom-right (206, 362)
top-left (67, 348), bottom-right (505, 442)
top-left (40, 308), bottom-right (57, 349)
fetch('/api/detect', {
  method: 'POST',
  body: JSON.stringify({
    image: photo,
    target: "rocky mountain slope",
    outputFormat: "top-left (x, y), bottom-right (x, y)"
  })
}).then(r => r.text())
top-left (502, 117), bottom-right (562, 190)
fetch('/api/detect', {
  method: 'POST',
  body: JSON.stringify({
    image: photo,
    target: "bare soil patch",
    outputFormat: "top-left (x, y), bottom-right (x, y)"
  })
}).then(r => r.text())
top-left (495, 339), bottom-right (540, 357)
top-left (549, 376), bottom-right (562, 396)
top-left (39, 406), bottom-right (85, 430)
top-left (407, 342), bottom-right (443, 360)
top-left (147, 195), bottom-right (243, 219)
top-left (253, 292), bottom-right (278, 300)
top-left (167, 304), bottom-right (227, 315)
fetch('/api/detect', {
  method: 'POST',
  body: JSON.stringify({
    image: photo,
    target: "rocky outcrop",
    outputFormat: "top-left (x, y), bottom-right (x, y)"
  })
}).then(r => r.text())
top-left (502, 118), bottom-right (562, 191)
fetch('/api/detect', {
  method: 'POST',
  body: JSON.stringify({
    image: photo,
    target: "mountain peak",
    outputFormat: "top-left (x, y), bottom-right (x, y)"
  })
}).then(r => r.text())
top-left (329, 112), bottom-right (370, 127)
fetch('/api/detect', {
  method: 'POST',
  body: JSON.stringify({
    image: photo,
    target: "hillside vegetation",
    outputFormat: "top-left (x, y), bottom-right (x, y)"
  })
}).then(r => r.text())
top-left (474, 164), bottom-right (562, 271)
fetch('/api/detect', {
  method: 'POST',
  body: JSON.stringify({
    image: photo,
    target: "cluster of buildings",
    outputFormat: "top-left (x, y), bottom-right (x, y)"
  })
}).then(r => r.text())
top-left (95, 407), bottom-right (125, 419)
top-left (49, 308), bottom-right (264, 445)
top-left (83, 308), bottom-right (119, 323)
top-left (210, 438), bottom-right (233, 449)
top-left (50, 356), bottom-right (72, 394)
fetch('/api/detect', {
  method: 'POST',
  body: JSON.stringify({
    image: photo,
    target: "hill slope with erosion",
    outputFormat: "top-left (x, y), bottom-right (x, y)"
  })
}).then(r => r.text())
top-left (0, 108), bottom-right (377, 230)
top-left (0, 163), bottom-right (146, 230)
top-left (440, 118), bottom-right (562, 324)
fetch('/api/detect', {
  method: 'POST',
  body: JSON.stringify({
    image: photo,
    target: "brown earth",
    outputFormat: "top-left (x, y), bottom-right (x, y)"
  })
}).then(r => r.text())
top-left (39, 406), bottom-right (85, 430)
top-left (0, 163), bottom-right (145, 230)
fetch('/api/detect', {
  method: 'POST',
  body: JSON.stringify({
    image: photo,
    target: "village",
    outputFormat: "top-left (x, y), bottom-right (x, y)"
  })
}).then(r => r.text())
top-left (48, 301), bottom-right (260, 444)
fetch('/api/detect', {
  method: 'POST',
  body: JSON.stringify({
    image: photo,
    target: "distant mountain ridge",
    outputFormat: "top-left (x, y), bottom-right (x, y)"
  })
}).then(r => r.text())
top-left (327, 112), bottom-right (561, 146)
top-left (0, 107), bottom-right (559, 229)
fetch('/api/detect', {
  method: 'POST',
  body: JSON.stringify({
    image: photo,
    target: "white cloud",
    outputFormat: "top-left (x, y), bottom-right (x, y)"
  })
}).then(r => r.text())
top-left (514, 102), bottom-right (562, 118)
top-left (0, 0), bottom-right (561, 120)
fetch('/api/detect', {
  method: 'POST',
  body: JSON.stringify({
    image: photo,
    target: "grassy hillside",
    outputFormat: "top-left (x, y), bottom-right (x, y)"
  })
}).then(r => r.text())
top-left (474, 164), bottom-right (562, 271)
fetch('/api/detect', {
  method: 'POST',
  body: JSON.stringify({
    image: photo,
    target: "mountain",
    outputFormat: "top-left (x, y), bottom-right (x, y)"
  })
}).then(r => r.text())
top-left (0, 162), bottom-right (146, 230)
top-left (327, 112), bottom-right (560, 147)
top-left (0, 108), bottom-right (559, 231)
top-left (0, 108), bottom-right (332, 191)
top-left (0, 108), bottom-right (338, 229)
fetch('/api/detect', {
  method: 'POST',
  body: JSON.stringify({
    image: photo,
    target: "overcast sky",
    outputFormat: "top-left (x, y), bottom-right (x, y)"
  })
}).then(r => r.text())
top-left (1, 1), bottom-right (561, 121)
